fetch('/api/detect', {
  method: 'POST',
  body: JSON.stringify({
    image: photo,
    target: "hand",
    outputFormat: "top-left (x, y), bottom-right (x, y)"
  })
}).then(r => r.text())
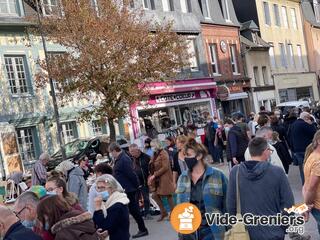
top-left (149, 175), bottom-right (155, 181)
top-left (94, 196), bottom-right (103, 210)
top-left (302, 212), bottom-right (310, 222)
top-left (96, 228), bottom-right (108, 240)
top-left (232, 158), bottom-right (239, 165)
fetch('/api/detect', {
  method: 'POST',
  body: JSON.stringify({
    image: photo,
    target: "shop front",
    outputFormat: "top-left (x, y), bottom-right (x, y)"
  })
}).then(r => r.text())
top-left (130, 78), bottom-right (217, 139)
top-left (215, 83), bottom-right (250, 119)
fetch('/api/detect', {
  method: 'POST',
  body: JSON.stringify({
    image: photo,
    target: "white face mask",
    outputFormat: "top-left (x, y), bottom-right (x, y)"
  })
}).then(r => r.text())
top-left (225, 127), bottom-right (230, 132)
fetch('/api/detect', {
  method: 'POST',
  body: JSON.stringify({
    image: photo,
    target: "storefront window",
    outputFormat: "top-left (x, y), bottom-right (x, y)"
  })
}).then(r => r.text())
top-left (279, 87), bottom-right (313, 103)
top-left (138, 102), bottom-right (211, 138)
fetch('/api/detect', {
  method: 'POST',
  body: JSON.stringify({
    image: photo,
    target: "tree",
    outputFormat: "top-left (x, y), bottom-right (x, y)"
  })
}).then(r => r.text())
top-left (33, 0), bottom-right (189, 141)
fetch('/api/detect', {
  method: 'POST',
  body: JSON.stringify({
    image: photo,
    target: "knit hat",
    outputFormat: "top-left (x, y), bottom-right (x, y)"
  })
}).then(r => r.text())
top-left (29, 185), bottom-right (47, 199)
top-left (55, 160), bottom-right (75, 177)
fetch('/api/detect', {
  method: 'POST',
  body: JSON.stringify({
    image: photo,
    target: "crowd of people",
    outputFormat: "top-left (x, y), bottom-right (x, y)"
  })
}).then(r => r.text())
top-left (2, 105), bottom-right (320, 240)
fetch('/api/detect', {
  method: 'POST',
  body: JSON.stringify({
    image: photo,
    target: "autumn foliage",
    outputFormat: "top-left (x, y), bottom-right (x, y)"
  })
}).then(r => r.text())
top-left (33, 0), bottom-right (189, 140)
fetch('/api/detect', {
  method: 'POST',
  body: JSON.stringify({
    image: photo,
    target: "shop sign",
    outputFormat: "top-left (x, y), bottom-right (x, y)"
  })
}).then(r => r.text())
top-left (217, 85), bottom-right (230, 100)
top-left (155, 92), bottom-right (196, 103)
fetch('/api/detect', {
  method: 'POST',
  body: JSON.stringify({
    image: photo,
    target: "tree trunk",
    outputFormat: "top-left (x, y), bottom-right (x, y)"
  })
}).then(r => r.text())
top-left (108, 118), bottom-right (116, 142)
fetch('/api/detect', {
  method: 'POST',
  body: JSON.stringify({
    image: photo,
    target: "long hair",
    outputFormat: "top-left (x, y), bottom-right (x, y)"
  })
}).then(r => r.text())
top-left (37, 195), bottom-right (71, 232)
top-left (47, 176), bottom-right (79, 206)
top-left (312, 130), bottom-right (320, 150)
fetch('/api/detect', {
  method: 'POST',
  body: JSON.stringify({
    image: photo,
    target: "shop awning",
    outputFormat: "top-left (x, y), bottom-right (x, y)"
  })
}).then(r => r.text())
top-left (222, 92), bottom-right (248, 101)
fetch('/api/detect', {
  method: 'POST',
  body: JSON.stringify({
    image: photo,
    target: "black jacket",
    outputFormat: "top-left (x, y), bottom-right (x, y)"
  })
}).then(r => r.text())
top-left (4, 222), bottom-right (42, 240)
top-left (93, 203), bottom-right (130, 240)
top-left (291, 119), bottom-right (317, 153)
top-left (113, 151), bottom-right (139, 193)
top-left (132, 152), bottom-right (150, 187)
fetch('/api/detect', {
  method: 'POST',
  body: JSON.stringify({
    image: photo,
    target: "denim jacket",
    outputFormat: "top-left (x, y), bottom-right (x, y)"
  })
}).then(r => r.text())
top-left (176, 166), bottom-right (228, 240)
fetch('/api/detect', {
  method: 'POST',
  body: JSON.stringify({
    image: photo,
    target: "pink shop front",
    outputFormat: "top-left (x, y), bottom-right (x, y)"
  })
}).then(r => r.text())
top-left (130, 78), bottom-right (218, 139)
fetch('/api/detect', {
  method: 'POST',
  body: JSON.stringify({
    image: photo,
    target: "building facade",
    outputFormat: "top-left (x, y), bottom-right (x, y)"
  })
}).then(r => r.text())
top-left (240, 21), bottom-right (276, 113)
top-left (129, 0), bottom-right (218, 139)
top-left (301, 0), bottom-right (320, 79)
top-left (233, 0), bottom-right (319, 105)
top-left (197, 0), bottom-right (250, 118)
top-left (0, 0), bottom-right (123, 176)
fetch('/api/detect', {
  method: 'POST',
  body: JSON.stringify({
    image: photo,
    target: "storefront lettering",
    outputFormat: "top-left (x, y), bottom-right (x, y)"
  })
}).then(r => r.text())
top-left (155, 92), bottom-right (196, 103)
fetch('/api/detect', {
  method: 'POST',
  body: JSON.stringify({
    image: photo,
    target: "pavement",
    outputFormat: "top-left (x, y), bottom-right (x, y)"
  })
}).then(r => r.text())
top-left (130, 163), bottom-right (319, 240)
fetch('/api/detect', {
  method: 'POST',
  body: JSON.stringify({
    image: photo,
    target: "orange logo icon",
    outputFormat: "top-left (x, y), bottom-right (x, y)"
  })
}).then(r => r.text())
top-left (170, 203), bottom-right (202, 235)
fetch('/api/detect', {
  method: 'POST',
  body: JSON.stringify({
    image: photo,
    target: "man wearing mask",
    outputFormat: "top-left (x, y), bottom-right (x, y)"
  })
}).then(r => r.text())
top-left (245, 126), bottom-right (285, 172)
top-left (129, 144), bottom-right (152, 220)
top-left (0, 205), bottom-right (42, 240)
top-left (109, 142), bottom-right (148, 239)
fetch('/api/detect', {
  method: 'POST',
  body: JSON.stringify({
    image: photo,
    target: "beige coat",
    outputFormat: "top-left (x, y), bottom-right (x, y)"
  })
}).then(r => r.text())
top-left (150, 150), bottom-right (175, 196)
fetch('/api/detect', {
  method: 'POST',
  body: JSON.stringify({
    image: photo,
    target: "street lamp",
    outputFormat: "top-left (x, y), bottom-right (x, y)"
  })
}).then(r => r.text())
top-left (34, 0), bottom-right (66, 160)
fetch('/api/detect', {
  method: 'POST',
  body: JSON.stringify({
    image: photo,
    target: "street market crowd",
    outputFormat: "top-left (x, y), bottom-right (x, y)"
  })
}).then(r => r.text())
top-left (2, 105), bottom-right (320, 240)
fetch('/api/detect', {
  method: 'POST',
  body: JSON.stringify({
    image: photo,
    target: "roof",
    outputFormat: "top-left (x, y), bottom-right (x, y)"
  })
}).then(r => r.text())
top-left (240, 35), bottom-right (270, 49)
top-left (240, 20), bottom-right (259, 31)
top-left (301, 0), bottom-right (320, 28)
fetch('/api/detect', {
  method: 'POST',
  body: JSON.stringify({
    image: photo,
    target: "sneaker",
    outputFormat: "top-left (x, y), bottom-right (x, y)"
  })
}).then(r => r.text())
top-left (132, 230), bottom-right (149, 239)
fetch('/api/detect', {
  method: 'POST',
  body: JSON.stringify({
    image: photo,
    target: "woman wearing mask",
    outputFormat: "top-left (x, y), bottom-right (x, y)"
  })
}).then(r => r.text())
top-left (172, 135), bottom-right (188, 187)
top-left (176, 138), bottom-right (228, 240)
top-left (37, 195), bottom-right (98, 240)
top-left (149, 139), bottom-right (175, 221)
top-left (214, 120), bottom-right (226, 164)
top-left (45, 176), bottom-right (83, 211)
top-left (93, 175), bottom-right (130, 240)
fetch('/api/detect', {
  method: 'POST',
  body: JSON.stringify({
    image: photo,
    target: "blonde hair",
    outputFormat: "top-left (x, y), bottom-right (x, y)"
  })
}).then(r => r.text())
top-left (176, 135), bottom-right (187, 144)
top-left (272, 131), bottom-right (280, 142)
top-left (150, 139), bottom-right (163, 152)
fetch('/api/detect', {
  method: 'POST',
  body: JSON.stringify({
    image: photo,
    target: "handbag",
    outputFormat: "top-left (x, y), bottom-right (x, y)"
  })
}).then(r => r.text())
top-left (224, 168), bottom-right (250, 240)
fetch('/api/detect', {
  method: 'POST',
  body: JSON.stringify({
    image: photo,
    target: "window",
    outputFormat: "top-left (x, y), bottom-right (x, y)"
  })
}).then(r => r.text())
top-left (297, 45), bottom-right (304, 68)
top-left (92, 121), bottom-right (103, 136)
top-left (290, 8), bottom-right (298, 30)
top-left (0, 0), bottom-right (20, 15)
top-left (229, 45), bottom-right (239, 74)
top-left (287, 44), bottom-right (295, 67)
top-left (209, 44), bottom-right (219, 75)
top-left (262, 66), bottom-right (268, 85)
top-left (222, 0), bottom-right (231, 21)
top-left (17, 128), bottom-right (37, 164)
top-left (253, 66), bottom-right (260, 86)
top-left (142, 0), bottom-right (155, 10)
top-left (41, 0), bottom-right (61, 16)
top-left (263, 2), bottom-right (271, 25)
top-left (273, 4), bottom-right (281, 26)
top-left (62, 122), bottom-right (78, 143)
top-left (181, 0), bottom-right (191, 13)
top-left (186, 39), bottom-right (199, 71)
top-left (314, 0), bottom-right (320, 22)
top-left (279, 43), bottom-right (287, 67)
top-left (202, 0), bottom-right (210, 19)
top-left (279, 87), bottom-right (313, 102)
top-left (268, 44), bottom-right (276, 68)
top-left (281, 6), bottom-right (288, 28)
top-left (4, 55), bottom-right (30, 95)
top-left (162, 0), bottom-right (174, 11)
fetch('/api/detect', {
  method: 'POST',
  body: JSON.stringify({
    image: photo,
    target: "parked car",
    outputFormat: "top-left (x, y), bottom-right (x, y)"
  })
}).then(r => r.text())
top-left (276, 101), bottom-right (310, 117)
top-left (48, 135), bottom-right (129, 171)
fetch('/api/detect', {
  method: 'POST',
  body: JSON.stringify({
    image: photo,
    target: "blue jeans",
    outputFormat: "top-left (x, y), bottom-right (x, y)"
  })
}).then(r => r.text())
top-left (312, 208), bottom-right (320, 235)
top-left (293, 152), bottom-right (305, 185)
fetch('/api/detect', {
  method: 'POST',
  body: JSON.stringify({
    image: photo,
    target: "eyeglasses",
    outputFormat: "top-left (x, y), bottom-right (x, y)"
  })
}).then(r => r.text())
top-left (46, 187), bottom-right (59, 192)
top-left (13, 206), bottom-right (27, 219)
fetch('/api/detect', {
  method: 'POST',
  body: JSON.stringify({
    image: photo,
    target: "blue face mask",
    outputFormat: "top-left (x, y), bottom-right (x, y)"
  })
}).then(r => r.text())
top-left (44, 222), bottom-right (50, 231)
top-left (100, 191), bottom-right (109, 201)
top-left (22, 220), bottom-right (36, 229)
top-left (47, 191), bottom-right (57, 196)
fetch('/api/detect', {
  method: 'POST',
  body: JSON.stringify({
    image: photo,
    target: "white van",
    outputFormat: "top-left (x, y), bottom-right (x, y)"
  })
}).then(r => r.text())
top-left (276, 101), bottom-right (310, 116)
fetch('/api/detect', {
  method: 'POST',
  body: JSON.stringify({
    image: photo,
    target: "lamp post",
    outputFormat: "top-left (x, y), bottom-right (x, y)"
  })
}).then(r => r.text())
top-left (35, 0), bottom-right (66, 160)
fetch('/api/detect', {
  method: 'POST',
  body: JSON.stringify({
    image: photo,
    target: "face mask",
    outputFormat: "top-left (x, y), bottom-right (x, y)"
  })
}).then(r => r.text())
top-left (217, 125), bottom-right (221, 128)
top-left (22, 220), bottom-right (36, 229)
top-left (184, 157), bottom-right (198, 171)
top-left (47, 191), bottom-right (57, 196)
top-left (100, 191), bottom-right (110, 201)
top-left (151, 147), bottom-right (156, 152)
top-left (225, 127), bottom-right (230, 132)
